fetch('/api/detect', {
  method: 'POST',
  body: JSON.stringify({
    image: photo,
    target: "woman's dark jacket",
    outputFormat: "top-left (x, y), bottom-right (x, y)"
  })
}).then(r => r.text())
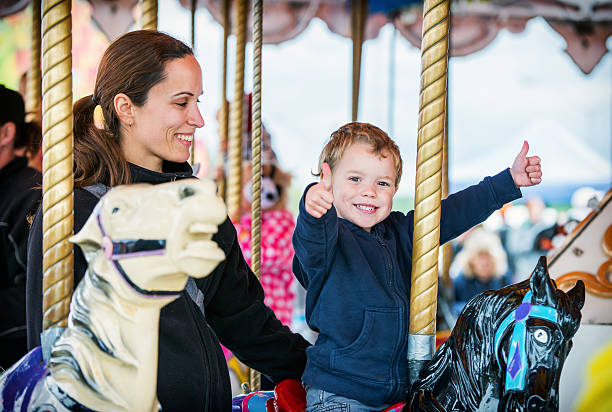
top-left (26, 161), bottom-right (309, 411)
top-left (0, 156), bottom-right (41, 369)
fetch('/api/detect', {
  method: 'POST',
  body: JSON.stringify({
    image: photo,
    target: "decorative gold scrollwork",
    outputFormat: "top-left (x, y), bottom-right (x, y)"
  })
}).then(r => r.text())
top-left (557, 224), bottom-right (612, 298)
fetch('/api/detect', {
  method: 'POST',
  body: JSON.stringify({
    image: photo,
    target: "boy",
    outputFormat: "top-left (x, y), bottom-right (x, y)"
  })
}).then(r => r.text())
top-left (292, 122), bottom-right (541, 411)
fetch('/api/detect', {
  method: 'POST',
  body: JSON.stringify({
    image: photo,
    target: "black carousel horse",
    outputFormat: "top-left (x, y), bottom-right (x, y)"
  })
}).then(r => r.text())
top-left (407, 256), bottom-right (584, 411)
top-left (231, 257), bottom-right (584, 412)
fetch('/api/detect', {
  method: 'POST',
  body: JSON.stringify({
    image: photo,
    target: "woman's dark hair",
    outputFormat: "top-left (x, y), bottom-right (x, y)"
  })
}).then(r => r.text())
top-left (0, 84), bottom-right (41, 158)
top-left (73, 30), bottom-right (193, 187)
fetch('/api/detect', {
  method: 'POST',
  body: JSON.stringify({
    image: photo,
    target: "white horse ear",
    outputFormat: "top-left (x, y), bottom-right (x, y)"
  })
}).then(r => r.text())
top-left (567, 280), bottom-right (585, 311)
top-left (530, 256), bottom-right (557, 306)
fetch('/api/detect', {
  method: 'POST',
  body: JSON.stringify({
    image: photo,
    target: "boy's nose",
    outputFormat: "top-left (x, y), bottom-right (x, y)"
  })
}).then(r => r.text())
top-left (362, 183), bottom-right (376, 197)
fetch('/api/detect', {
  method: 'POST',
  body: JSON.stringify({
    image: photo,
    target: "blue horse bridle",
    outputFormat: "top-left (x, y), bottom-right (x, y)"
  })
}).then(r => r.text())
top-left (493, 290), bottom-right (558, 391)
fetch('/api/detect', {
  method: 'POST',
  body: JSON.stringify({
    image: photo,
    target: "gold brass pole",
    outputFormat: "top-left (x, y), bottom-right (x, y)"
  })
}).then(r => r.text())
top-left (408, 0), bottom-right (450, 383)
top-left (190, 0), bottom-right (197, 166)
top-left (141, 0), bottom-right (158, 30)
top-left (217, 0), bottom-right (230, 201)
top-left (227, 0), bottom-right (248, 221)
top-left (350, 0), bottom-right (367, 122)
top-left (249, 0), bottom-right (263, 391)
top-left (440, 62), bottom-right (452, 291)
top-left (41, 0), bottom-right (73, 331)
top-left (26, 0), bottom-right (42, 123)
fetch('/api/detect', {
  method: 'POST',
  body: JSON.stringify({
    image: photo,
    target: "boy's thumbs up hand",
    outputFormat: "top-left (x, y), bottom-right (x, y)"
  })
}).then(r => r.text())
top-left (510, 140), bottom-right (542, 187)
top-left (305, 162), bottom-right (335, 218)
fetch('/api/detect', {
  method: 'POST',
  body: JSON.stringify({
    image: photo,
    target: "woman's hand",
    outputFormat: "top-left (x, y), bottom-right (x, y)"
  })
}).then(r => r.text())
top-left (305, 163), bottom-right (334, 218)
top-left (510, 140), bottom-right (542, 187)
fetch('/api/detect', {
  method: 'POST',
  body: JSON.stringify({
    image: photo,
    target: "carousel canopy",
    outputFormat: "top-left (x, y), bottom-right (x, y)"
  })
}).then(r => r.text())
top-left (1, 0), bottom-right (610, 74)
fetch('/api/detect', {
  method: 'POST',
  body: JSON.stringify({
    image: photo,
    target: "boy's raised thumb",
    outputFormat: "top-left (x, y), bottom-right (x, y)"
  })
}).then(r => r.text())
top-left (518, 140), bottom-right (529, 157)
top-left (321, 162), bottom-right (332, 190)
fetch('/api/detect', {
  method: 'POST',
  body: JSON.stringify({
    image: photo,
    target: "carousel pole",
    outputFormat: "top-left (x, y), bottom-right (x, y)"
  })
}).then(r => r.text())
top-left (227, 0), bottom-right (248, 221)
top-left (40, 0), bottom-right (73, 354)
top-left (26, 0), bottom-right (42, 123)
top-left (249, 0), bottom-right (263, 391)
top-left (408, 0), bottom-right (451, 384)
top-left (141, 0), bottom-right (158, 30)
top-left (217, 0), bottom-right (230, 201)
top-left (190, 0), bottom-right (197, 166)
top-left (350, 0), bottom-right (367, 122)
top-left (440, 57), bottom-right (452, 291)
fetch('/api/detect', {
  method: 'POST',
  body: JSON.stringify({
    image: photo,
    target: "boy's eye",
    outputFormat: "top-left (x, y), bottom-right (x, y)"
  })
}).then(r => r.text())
top-left (378, 181), bottom-right (390, 187)
top-left (348, 176), bottom-right (360, 182)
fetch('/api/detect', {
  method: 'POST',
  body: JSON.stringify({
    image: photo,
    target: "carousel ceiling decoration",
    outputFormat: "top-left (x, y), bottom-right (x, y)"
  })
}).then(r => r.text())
top-left (1, 0), bottom-right (610, 74)
top-left (177, 0), bottom-right (612, 75)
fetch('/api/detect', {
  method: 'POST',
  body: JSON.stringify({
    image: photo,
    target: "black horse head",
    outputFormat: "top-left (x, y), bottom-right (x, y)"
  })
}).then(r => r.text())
top-left (408, 257), bottom-right (584, 411)
top-left (495, 257), bottom-right (584, 411)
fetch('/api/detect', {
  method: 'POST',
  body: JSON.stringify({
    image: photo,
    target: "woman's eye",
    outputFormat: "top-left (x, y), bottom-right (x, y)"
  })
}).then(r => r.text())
top-left (176, 102), bottom-right (188, 107)
top-left (534, 328), bottom-right (548, 344)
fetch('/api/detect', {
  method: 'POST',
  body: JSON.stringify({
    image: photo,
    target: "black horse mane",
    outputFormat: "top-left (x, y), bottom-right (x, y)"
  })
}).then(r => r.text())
top-left (411, 272), bottom-right (582, 411)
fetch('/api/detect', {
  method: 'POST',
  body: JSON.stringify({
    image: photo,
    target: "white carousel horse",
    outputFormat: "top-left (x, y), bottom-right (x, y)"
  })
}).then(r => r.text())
top-left (0, 179), bottom-right (226, 412)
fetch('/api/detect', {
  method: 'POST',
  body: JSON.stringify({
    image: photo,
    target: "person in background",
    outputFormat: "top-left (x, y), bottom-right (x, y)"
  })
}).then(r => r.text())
top-left (0, 84), bottom-right (42, 369)
top-left (451, 227), bottom-right (513, 316)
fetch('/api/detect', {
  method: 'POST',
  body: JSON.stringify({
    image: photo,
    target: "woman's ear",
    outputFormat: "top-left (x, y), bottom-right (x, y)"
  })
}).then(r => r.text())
top-left (113, 93), bottom-right (135, 127)
top-left (0, 122), bottom-right (16, 147)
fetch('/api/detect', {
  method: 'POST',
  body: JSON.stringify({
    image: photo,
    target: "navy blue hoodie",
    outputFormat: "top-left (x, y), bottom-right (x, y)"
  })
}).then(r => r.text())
top-left (292, 168), bottom-right (521, 405)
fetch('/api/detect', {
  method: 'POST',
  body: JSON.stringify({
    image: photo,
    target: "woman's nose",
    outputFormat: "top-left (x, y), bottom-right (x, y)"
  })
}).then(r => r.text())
top-left (189, 105), bottom-right (205, 128)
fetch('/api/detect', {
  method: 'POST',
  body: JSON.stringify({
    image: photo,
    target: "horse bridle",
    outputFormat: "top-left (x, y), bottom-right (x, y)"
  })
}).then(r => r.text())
top-left (96, 212), bottom-right (180, 297)
top-left (493, 290), bottom-right (558, 391)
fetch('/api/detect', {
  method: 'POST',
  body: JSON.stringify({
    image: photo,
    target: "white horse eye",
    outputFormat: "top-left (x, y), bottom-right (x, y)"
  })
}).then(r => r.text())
top-left (534, 329), bottom-right (548, 344)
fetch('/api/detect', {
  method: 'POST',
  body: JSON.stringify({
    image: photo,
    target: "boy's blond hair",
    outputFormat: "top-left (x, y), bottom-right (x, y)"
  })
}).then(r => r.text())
top-left (314, 122), bottom-right (403, 186)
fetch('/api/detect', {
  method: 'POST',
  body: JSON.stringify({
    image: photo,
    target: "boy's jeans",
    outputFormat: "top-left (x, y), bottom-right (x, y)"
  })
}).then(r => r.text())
top-left (304, 384), bottom-right (391, 412)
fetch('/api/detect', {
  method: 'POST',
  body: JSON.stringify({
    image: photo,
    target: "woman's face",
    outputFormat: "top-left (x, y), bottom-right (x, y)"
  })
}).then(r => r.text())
top-left (471, 251), bottom-right (496, 282)
top-left (122, 55), bottom-right (204, 172)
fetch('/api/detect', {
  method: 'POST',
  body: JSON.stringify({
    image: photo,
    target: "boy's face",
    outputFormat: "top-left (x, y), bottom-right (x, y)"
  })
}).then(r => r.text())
top-left (329, 143), bottom-right (397, 232)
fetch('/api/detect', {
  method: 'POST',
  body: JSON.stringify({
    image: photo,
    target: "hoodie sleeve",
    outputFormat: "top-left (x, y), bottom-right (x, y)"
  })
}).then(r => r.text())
top-left (203, 217), bottom-right (310, 382)
top-left (393, 168), bottom-right (521, 246)
top-left (291, 183), bottom-right (339, 289)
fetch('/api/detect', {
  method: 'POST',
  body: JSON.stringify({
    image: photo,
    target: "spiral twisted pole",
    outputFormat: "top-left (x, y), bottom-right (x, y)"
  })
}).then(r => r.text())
top-left (227, 0), bottom-right (247, 221)
top-left (408, 0), bottom-right (450, 382)
top-left (249, 0), bottom-right (263, 391)
top-left (217, 0), bottom-right (230, 201)
top-left (141, 0), bottom-right (158, 30)
top-left (26, 0), bottom-right (42, 123)
top-left (440, 82), bottom-right (453, 290)
top-left (41, 0), bottom-right (73, 331)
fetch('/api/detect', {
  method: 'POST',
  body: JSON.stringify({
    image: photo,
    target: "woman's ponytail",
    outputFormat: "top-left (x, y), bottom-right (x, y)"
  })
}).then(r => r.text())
top-left (73, 94), bottom-right (130, 187)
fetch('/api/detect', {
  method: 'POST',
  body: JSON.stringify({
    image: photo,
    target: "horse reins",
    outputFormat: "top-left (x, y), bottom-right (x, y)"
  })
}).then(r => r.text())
top-left (96, 212), bottom-right (179, 297)
top-left (493, 290), bottom-right (558, 391)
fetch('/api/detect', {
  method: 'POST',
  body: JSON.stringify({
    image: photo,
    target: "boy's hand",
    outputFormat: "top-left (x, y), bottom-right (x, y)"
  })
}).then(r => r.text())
top-left (305, 162), bottom-right (334, 218)
top-left (510, 140), bottom-right (542, 187)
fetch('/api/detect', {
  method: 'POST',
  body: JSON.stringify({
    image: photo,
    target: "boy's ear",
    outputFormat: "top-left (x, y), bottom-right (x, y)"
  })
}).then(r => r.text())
top-left (0, 122), bottom-right (17, 147)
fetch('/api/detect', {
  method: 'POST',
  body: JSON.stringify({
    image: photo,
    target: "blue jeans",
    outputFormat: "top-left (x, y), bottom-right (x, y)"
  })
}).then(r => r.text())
top-left (304, 385), bottom-right (391, 412)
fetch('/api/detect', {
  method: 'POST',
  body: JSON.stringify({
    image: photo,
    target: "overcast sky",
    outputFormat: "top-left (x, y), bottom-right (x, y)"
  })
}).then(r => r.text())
top-left (158, 1), bottom-right (611, 202)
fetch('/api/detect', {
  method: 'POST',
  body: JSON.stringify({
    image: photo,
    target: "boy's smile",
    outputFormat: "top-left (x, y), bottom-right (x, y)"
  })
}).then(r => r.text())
top-left (330, 143), bottom-right (397, 232)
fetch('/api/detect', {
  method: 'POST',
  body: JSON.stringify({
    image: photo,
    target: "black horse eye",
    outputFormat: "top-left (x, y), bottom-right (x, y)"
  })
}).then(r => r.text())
top-left (112, 207), bottom-right (119, 214)
top-left (179, 186), bottom-right (196, 199)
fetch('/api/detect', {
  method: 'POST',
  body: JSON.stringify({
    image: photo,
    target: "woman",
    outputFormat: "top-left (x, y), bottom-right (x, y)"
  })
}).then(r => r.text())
top-left (452, 227), bottom-right (513, 316)
top-left (26, 30), bottom-right (309, 411)
top-left (0, 85), bottom-right (42, 369)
